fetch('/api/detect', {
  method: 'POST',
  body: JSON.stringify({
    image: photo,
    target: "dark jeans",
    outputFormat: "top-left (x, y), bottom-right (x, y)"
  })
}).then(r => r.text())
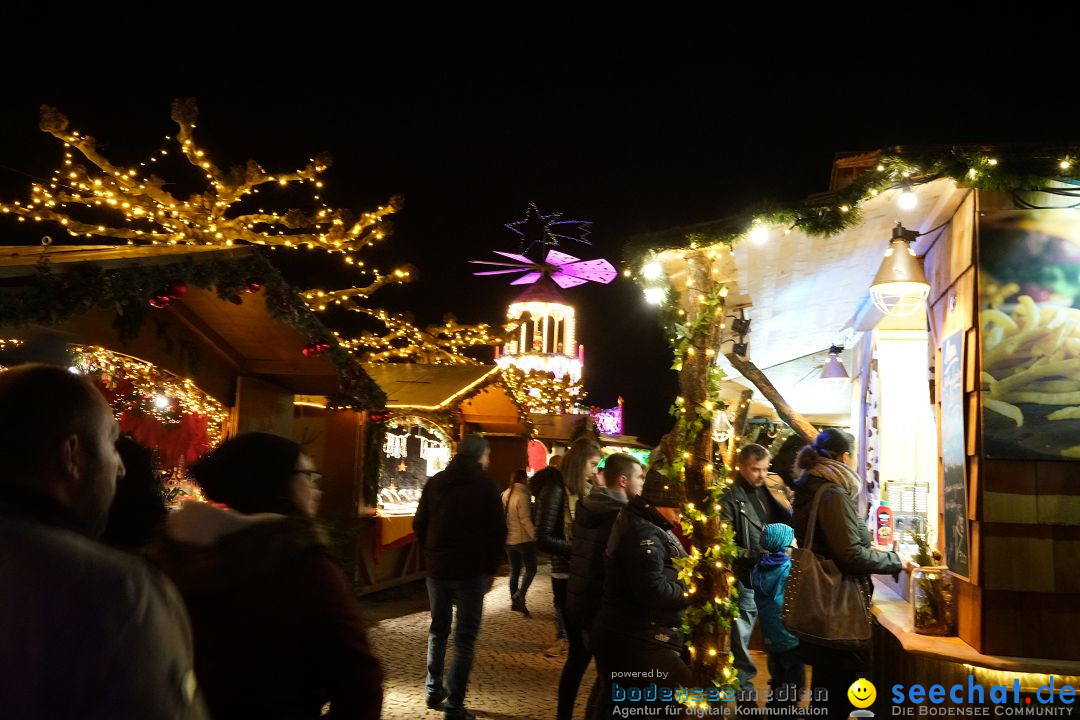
top-left (556, 614), bottom-right (592, 720)
top-left (505, 541), bottom-right (537, 599)
top-left (803, 641), bottom-right (872, 719)
top-left (551, 576), bottom-right (568, 639)
top-left (425, 574), bottom-right (489, 713)
top-left (765, 646), bottom-right (805, 712)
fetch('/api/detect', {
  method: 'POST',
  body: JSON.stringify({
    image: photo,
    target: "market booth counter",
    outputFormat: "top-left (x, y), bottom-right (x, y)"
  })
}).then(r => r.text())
top-left (296, 363), bottom-right (529, 594)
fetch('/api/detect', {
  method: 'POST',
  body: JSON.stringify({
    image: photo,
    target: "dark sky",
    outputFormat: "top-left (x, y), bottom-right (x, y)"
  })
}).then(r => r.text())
top-left (0, 12), bottom-right (1073, 443)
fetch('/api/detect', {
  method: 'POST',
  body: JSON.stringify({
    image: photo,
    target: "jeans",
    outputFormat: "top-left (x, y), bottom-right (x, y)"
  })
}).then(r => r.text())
top-left (556, 614), bottom-right (592, 720)
top-left (425, 574), bottom-right (489, 713)
top-left (731, 580), bottom-right (759, 697)
top-left (505, 542), bottom-right (537, 599)
top-left (551, 576), bottom-right (568, 640)
top-left (765, 647), bottom-right (805, 712)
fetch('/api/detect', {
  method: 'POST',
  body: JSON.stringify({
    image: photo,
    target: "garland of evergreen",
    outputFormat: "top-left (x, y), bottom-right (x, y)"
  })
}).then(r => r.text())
top-left (0, 250), bottom-right (386, 410)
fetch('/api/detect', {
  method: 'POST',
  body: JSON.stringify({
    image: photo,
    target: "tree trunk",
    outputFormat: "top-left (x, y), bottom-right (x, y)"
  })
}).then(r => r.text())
top-left (724, 387), bottom-right (754, 470)
top-left (724, 352), bottom-right (818, 444)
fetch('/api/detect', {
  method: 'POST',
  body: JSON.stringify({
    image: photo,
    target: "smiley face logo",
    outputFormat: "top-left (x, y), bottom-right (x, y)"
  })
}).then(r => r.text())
top-left (848, 678), bottom-right (876, 708)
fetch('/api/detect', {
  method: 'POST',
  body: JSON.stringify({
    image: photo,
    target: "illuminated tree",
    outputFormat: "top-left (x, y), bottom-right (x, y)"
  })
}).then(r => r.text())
top-left (0, 100), bottom-right (506, 364)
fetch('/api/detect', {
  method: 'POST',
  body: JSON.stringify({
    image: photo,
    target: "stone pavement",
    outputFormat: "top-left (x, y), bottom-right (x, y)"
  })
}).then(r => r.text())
top-left (366, 571), bottom-right (771, 720)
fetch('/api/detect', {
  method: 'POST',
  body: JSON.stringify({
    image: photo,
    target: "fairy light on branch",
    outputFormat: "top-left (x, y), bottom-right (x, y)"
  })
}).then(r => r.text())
top-left (0, 100), bottom-right (399, 258)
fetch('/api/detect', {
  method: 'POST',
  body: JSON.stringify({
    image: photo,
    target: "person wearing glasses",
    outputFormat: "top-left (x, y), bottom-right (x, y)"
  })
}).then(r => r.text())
top-left (152, 432), bottom-right (383, 720)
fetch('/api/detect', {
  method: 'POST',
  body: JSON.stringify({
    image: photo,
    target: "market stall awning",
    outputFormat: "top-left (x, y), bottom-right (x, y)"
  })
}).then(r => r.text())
top-left (640, 178), bottom-right (969, 421)
top-left (0, 245), bottom-right (382, 406)
top-left (362, 364), bottom-right (501, 410)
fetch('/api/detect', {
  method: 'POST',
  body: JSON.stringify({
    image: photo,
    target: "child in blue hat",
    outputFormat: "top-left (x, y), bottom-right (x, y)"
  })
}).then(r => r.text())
top-left (751, 523), bottom-right (805, 712)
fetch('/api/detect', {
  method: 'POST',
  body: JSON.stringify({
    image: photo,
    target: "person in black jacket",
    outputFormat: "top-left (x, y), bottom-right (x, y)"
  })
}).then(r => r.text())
top-left (557, 453), bottom-right (644, 720)
top-left (534, 438), bottom-right (602, 657)
top-left (413, 434), bottom-right (506, 720)
top-left (718, 443), bottom-right (792, 706)
top-left (593, 471), bottom-right (690, 718)
top-left (793, 429), bottom-right (912, 719)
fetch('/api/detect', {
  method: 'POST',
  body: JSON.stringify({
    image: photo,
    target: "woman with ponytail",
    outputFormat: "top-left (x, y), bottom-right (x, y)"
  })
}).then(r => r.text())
top-left (792, 428), bottom-right (912, 718)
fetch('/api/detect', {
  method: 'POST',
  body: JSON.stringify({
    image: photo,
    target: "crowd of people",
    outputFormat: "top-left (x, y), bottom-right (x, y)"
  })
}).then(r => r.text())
top-left (0, 363), bottom-right (913, 719)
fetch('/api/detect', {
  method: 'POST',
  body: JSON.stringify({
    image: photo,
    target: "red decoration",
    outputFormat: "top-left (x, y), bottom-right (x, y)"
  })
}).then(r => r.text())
top-left (149, 292), bottom-right (171, 308)
top-left (245, 278), bottom-right (264, 293)
top-left (301, 344), bottom-right (316, 357)
top-left (370, 409), bottom-right (392, 423)
top-left (167, 281), bottom-right (188, 299)
top-left (302, 340), bottom-right (331, 357)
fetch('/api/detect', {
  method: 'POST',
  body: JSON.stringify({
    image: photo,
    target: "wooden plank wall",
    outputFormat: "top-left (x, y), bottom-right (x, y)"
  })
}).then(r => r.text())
top-left (931, 191), bottom-right (1080, 660)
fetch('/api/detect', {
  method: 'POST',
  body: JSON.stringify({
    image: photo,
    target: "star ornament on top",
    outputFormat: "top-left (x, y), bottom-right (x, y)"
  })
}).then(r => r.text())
top-left (505, 202), bottom-right (592, 254)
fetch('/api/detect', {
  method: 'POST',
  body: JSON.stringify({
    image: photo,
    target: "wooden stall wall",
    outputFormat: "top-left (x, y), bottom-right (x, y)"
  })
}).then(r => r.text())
top-left (972, 194), bottom-right (1080, 660)
top-left (924, 190), bottom-right (981, 650)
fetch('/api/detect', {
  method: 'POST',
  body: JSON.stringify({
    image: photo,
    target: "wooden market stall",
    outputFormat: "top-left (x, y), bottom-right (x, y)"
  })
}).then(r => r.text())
top-left (0, 245), bottom-right (381, 489)
top-left (293, 362), bottom-right (529, 594)
top-left (632, 149), bottom-right (1080, 699)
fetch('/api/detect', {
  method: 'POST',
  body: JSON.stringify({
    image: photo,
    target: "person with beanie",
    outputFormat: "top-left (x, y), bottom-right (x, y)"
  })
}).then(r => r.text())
top-left (151, 432), bottom-right (383, 720)
top-left (413, 433), bottom-right (506, 720)
top-left (593, 469), bottom-right (690, 717)
top-left (751, 523), bottom-right (804, 713)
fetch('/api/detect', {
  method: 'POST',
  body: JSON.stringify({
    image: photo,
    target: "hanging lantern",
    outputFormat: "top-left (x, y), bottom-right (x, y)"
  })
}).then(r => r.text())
top-left (870, 222), bottom-right (930, 316)
top-left (820, 345), bottom-right (850, 386)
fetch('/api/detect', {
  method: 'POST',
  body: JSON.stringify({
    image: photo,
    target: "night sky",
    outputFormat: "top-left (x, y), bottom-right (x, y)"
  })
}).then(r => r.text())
top-left (0, 12), bottom-right (1073, 443)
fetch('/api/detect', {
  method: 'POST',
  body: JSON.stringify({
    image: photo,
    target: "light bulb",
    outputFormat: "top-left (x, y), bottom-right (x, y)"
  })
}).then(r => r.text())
top-left (154, 394), bottom-right (172, 410)
top-left (643, 287), bottom-right (665, 305)
top-left (749, 225), bottom-right (769, 245)
top-left (898, 187), bottom-right (918, 210)
top-left (641, 261), bottom-right (663, 280)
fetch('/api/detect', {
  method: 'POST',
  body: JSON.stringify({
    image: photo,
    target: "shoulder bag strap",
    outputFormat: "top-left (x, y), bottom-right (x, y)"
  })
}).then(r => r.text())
top-left (803, 482), bottom-right (833, 548)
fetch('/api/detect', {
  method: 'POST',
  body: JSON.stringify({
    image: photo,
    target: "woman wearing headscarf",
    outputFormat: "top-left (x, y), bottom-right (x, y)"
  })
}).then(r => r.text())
top-left (151, 432), bottom-right (383, 720)
top-left (792, 428), bottom-right (911, 719)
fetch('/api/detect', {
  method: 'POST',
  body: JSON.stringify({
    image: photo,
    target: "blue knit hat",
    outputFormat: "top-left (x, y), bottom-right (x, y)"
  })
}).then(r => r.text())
top-left (759, 523), bottom-right (795, 553)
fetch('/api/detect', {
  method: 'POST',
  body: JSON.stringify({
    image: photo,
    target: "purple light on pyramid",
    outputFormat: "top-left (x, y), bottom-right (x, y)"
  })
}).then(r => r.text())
top-left (470, 248), bottom-right (617, 288)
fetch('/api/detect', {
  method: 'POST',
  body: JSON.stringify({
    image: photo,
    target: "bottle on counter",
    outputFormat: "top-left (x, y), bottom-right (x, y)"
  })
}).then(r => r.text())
top-left (876, 500), bottom-right (894, 546)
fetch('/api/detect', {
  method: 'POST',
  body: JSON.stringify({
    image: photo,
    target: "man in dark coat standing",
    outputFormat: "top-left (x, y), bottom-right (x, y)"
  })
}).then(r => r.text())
top-left (719, 443), bottom-right (793, 707)
top-left (593, 470), bottom-right (691, 717)
top-left (0, 364), bottom-right (208, 719)
top-left (414, 433), bottom-right (506, 720)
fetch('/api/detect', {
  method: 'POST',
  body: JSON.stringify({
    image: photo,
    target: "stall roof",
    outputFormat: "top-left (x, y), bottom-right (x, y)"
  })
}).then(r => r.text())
top-left (361, 364), bottom-right (501, 410)
top-left (0, 245), bottom-right (382, 404)
top-left (639, 178), bottom-right (970, 422)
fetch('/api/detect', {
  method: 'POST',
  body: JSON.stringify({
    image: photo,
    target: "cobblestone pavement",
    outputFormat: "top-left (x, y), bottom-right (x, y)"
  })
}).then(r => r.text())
top-left (367, 572), bottom-right (771, 719)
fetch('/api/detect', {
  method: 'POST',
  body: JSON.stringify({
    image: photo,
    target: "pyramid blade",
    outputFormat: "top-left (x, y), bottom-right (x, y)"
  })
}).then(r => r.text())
top-left (551, 273), bottom-right (589, 288)
top-left (559, 259), bottom-right (617, 284)
top-left (509, 272), bottom-right (542, 285)
top-left (469, 260), bottom-right (528, 267)
top-left (493, 251), bottom-right (535, 264)
top-left (545, 249), bottom-right (580, 267)
top-left (473, 269), bottom-right (528, 276)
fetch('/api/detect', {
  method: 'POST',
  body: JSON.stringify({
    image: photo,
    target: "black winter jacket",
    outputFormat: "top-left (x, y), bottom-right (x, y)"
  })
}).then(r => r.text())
top-left (533, 467), bottom-right (571, 574)
top-left (566, 486), bottom-right (627, 628)
top-left (792, 473), bottom-right (901, 578)
top-left (596, 496), bottom-right (690, 633)
top-left (414, 455), bottom-right (506, 580)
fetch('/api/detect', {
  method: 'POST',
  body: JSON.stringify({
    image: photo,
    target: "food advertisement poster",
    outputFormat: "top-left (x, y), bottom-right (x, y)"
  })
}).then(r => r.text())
top-left (980, 209), bottom-right (1080, 460)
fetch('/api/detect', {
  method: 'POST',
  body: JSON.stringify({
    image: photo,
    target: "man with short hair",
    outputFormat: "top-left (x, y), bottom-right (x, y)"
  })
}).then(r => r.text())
top-left (0, 364), bottom-right (208, 719)
top-left (719, 443), bottom-right (793, 706)
top-left (559, 453), bottom-right (644, 720)
top-left (414, 433), bottom-right (506, 720)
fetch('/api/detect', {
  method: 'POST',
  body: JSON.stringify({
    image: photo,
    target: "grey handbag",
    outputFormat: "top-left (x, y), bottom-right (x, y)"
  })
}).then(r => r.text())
top-left (782, 483), bottom-right (872, 647)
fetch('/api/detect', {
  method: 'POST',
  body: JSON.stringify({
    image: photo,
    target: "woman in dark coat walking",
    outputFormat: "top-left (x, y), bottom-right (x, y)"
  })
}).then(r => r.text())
top-left (152, 433), bottom-right (383, 720)
top-left (792, 429), bottom-right (911, 719)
